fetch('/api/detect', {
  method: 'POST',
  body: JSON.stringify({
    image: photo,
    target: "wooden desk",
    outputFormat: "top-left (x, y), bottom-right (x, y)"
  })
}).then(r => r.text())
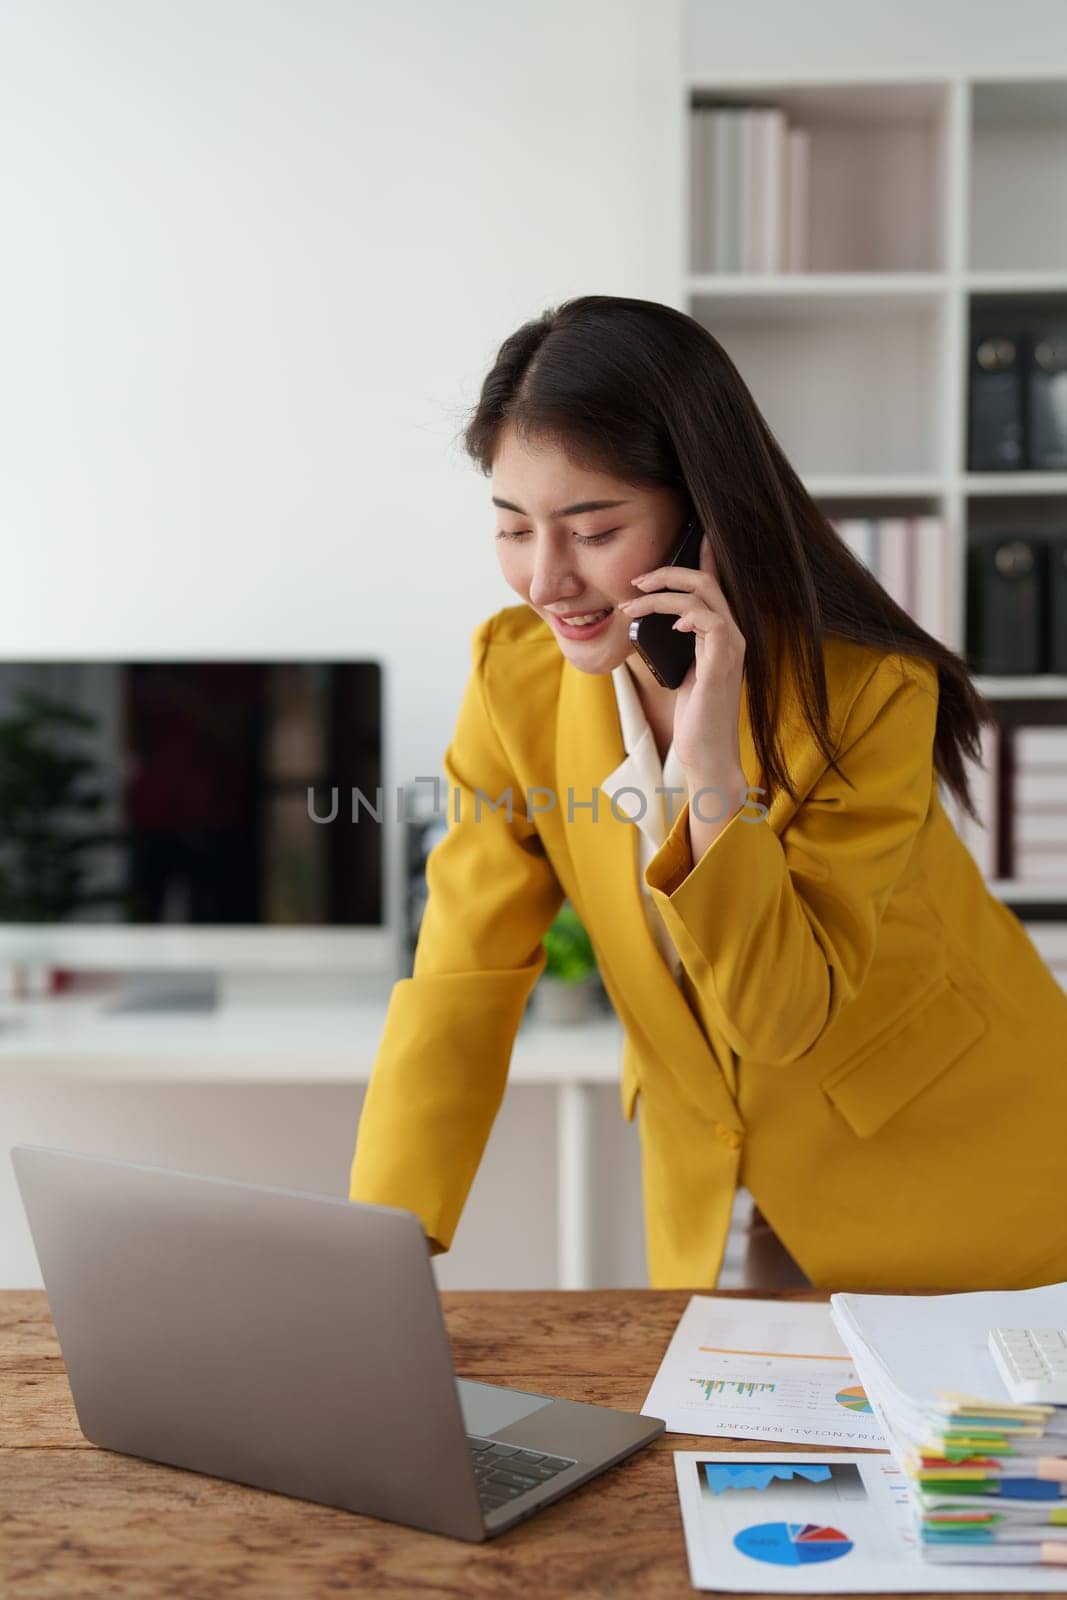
top-left (0, 1287), bottom-right (1014, 1599)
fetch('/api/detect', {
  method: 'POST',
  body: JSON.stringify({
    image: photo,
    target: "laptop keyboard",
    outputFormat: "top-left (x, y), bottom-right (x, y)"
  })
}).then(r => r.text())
top-left (467, 1434), bottom-right (577, 1516)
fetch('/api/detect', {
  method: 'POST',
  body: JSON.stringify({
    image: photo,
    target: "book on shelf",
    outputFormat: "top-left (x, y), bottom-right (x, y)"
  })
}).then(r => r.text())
top-left (1013, 727), bottom-right (1067, 885)
top-left (786, 125), bottom-right (810, 273)
top-left (1016, 726), bottom-right (1067, 769)
top-left (944, 723), bottom-right (1067, 903)
top-left (0, 963), bottom-right (64, 999)
top-left (690, 104), bottom-right (809, 274)
top-left (829, 515), bottom-right (959, 651)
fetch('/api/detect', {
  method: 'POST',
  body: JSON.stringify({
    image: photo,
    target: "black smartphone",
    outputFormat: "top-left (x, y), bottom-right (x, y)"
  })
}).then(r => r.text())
top-left (627, 518), bottom-right (705, 689)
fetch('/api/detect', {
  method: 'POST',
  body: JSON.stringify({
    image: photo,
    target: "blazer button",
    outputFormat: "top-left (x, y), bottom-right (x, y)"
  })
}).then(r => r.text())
top-left (715, 1124), bottom-right (743, 1150)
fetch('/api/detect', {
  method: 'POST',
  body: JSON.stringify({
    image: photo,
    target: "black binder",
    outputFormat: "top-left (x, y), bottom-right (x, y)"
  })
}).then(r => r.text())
top-left (1029, 329), bottom-right (1067, 471)
top-left (969, 331), bottom-right (1024, 471)
top-left (966, 532), bottom-right (1046, 674)
top-left (1049, 529), bottom-right (1067, 675)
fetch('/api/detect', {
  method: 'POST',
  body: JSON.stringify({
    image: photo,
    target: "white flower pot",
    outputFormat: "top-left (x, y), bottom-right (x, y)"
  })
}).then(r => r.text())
top-left (530, 973), bottom-right (597, 1025)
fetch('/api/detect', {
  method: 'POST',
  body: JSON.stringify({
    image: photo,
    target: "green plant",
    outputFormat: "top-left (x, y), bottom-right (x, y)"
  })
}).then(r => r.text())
top-left (0, 687), bottom-right (127, 921)
top-left (541, 902), bottom-right (597, 984)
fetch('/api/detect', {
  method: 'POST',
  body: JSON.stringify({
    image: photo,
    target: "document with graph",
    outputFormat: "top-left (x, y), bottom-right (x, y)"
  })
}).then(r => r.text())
top-left (674, 1453), bottom-right (1067, 1592)
top-left (642, 1296), bottom-right (888, 1446)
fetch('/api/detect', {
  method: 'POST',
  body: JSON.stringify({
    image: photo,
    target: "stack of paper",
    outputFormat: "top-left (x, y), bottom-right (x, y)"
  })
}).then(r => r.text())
top-left (830, 1282), bottom-right (1067, 1567)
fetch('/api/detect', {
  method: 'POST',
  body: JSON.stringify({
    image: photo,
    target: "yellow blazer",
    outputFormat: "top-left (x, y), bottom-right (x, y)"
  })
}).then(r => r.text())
top-left (349, 603), bottom-right (1067, 1290)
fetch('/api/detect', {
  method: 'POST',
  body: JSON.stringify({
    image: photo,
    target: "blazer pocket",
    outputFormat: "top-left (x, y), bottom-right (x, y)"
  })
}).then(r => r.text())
top-left (820, 974), bottom-right (988, 1139)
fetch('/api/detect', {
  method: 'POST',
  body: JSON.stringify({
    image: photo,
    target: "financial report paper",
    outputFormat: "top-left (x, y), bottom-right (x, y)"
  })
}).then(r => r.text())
top-left (643, 1296), bottom-right (888, 1447)
top-left (674, 1453), bottom-right (1067, 1592)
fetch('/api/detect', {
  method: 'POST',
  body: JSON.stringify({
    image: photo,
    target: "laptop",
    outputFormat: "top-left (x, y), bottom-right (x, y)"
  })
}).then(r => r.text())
top-left (10, 1143), bottom-right (664, 1541)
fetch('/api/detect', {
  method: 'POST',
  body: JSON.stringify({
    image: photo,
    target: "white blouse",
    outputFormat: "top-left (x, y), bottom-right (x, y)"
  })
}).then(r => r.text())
top-left (599, 660), bottom-right (688, 982)
top-left (601, 659), bottom-right (752, 1274)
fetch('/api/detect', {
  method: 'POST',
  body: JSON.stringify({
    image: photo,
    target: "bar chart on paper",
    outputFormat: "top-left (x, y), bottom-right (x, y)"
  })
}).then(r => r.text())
top-left (692, 1378), bottom-right (778, 1401)
top-left (644, 1297), bottom-right (887, 1446)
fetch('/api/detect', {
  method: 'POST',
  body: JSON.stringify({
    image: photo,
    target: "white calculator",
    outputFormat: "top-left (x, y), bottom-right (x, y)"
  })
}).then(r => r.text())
top-left (988, 1327), bottom-right (1067, 1405)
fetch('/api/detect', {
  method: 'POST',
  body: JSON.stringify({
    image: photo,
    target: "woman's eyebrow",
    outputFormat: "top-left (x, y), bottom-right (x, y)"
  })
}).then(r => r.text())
top-left (491, 496), bottom-right (631, 518)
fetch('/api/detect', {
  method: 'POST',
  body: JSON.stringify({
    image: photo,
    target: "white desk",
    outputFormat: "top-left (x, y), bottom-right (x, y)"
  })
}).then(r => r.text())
top-left (0, 983), bottom-right (625, 1289)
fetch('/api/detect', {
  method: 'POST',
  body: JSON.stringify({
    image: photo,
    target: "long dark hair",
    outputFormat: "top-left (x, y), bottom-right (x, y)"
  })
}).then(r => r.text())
top-left (459, 293), bottom-right (994, 822)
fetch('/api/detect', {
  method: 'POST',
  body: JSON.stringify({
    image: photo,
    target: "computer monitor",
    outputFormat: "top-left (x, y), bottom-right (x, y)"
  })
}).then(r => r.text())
top-left (0, 661), bottom-right (395, 990)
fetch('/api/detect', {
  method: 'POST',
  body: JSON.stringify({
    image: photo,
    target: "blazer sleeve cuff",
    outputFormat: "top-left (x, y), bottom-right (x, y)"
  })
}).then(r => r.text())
top-left (643, 795), bottom-right (830, 1065)
top-left (644, 797), bottom-right (775, 971)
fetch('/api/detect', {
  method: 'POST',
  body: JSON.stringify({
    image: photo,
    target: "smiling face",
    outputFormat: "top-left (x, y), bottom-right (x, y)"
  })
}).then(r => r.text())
top-left (491, 424), bottom-right (690, 675)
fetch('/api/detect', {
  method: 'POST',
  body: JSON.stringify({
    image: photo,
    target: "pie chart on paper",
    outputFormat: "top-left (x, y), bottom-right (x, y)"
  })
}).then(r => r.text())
top-left (835, 1384), bottom-right (873, 1414)
top-left (733, 1521), bottom-right (854, 1566)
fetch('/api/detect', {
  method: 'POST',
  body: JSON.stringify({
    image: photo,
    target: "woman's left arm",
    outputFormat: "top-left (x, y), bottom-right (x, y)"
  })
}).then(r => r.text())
top-left (645, 651), bottom-right (939, 1067)
top-left (620, 537), bottom-right (939, 1069)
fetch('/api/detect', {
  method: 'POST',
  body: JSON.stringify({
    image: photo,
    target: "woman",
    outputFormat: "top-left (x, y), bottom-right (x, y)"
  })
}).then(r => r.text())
top-left (349, 294), bottom-right (1067, 1292)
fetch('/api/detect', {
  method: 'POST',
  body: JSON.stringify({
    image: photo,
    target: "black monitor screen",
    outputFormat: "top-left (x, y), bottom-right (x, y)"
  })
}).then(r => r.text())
top-left (0, 662), bottom-right (383, 926)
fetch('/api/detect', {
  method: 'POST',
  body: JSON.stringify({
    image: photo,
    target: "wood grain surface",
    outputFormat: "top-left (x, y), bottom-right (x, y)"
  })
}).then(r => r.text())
top-left (0, 1287), bottom-right (1029, 1599)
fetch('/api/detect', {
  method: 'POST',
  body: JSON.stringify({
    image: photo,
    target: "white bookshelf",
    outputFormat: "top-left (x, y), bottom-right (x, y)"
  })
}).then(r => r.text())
top-left (975, 676), bottom-right (1067, 699)
top-left (988, 881), bottom-right (1067, 904)
top-left (682, 68), bottom-right (1067, 922)
top-left (964, 472), bottom-right (1067, 495)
